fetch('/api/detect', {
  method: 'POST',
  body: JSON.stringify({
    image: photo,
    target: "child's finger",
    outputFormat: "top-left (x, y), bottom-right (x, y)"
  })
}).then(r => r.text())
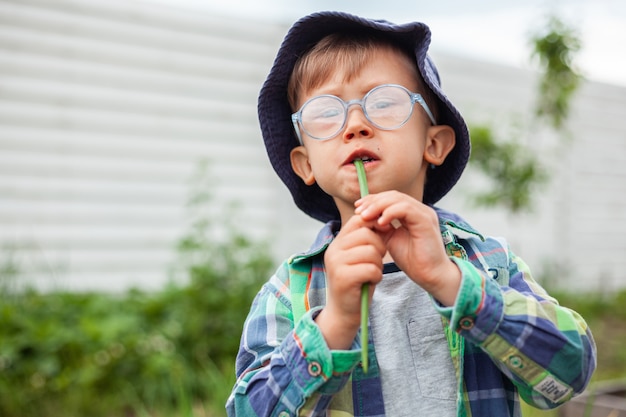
top-left (355, 193), bottom-right (411, 226)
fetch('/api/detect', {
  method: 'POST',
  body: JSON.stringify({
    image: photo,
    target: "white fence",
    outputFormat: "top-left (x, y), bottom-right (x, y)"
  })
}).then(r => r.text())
top-left (1, 0), bottom-right (624, 292)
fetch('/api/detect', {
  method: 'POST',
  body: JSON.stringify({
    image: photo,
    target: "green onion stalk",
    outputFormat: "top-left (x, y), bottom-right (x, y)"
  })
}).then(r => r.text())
top-left (354, 158), bottom-right (370, 373)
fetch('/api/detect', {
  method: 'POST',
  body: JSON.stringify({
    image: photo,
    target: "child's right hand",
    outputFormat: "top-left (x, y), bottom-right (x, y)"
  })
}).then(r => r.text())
top-left (314, 214), bottom-right (386, 350)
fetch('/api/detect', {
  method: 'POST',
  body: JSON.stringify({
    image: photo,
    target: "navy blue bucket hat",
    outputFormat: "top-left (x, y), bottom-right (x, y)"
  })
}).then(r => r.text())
top-left (258, 11), bottom-right (470, 223)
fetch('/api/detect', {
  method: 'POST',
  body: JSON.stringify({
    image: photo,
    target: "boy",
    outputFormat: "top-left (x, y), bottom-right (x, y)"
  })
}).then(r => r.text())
top-left (226, 11), bottom-right (596, 417)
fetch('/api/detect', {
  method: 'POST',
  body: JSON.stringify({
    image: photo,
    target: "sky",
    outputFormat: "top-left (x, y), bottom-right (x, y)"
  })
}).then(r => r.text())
top-left (142, 0), bottom-right (626, 88)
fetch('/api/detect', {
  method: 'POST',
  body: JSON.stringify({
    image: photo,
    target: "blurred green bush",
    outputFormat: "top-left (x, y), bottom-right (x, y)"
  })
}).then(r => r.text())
top-left (0, 215), bottom-right (273, 417)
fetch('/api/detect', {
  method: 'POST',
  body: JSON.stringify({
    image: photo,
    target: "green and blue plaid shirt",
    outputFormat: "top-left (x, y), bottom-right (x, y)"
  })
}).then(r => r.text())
top-left (226, 207), bottom-right (596, 416)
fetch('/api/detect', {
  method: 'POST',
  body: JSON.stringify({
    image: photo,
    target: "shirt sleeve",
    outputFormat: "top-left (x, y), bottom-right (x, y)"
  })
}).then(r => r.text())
top-left (434, 246), bottom-right (597, 409)
top-left (226, 261), bottom-right (361, 416)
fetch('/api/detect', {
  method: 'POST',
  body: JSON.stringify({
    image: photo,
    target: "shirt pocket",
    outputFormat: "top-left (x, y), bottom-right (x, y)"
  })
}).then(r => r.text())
top-left (407, 315), bottom-right (457, 400)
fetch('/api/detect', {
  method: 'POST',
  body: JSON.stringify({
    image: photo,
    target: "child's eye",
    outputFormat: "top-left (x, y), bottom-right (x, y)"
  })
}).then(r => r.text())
top-left (369, 98), bottom-right (400, 111)
top-left (371, 100), bottom-right (393, 109)
top-left (313, 107), bottom-right (343, 119)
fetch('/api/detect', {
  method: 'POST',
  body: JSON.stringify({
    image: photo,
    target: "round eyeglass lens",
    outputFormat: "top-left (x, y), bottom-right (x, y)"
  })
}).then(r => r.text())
top-left (364, 85), bottom-right (413, 129)
top-left (300, 96), bottom-right (345, 140)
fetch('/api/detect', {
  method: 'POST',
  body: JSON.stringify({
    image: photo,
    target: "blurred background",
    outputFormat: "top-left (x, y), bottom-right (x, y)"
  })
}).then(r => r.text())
top-left (1, 0), bottom-right (625, 416)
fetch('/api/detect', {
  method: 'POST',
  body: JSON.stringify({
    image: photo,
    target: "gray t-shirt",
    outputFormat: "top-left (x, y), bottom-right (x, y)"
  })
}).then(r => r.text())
top-left (369, 263), bottom-right (457, 417)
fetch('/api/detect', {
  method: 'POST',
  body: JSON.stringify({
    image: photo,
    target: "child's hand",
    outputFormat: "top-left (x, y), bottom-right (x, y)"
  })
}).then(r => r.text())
top-left (315, 214), bottom-right (386, 350)
top-left (355, 191), bottom-right (461, 306)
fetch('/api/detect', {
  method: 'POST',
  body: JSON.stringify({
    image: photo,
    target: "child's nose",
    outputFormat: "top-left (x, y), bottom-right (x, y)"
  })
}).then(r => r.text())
top-left (343, 106), bottom-right (373, 140)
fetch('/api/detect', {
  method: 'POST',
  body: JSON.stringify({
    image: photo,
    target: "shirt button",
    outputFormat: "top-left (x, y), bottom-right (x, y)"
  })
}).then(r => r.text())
top-left (308, 361), bottom-right (322, 377)
top-left (459, 317), bottom-right (475, 330)
top-left (278, 411), bottom-right (290, 417)
top-left (509, 355), bottom-right (524, 369)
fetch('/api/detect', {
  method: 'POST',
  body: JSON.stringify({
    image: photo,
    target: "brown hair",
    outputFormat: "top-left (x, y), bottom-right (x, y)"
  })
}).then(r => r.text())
top-left (287, 32), bottom-right (439, 121)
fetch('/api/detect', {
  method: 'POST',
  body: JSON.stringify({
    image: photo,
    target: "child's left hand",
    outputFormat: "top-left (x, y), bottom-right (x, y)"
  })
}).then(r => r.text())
top-left (355, 191), bottom-right (461, 306)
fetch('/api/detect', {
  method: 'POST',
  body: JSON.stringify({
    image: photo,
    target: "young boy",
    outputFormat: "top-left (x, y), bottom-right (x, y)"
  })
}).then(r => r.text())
top-left (226, 11), bottom-right (596, 417)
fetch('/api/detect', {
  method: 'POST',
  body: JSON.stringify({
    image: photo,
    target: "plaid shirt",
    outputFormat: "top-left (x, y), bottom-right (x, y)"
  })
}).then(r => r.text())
top-left (226, 207), bottom-right (596, 416)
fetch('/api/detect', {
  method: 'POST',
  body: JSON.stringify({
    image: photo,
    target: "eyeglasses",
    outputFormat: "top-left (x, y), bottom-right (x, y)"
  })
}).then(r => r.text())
top-left (291, 84), bottom-right (437, 143)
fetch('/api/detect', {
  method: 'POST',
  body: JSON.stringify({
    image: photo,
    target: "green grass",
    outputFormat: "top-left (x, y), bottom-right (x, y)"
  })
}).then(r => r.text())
top-left (0, 221), bottom-right (272, 417)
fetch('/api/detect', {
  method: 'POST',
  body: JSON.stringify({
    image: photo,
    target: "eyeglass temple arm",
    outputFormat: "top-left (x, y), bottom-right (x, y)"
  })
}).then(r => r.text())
top-left (291, 113), bottom-right (304, 145)
top-left (413, 94), bottom-right (437, 126)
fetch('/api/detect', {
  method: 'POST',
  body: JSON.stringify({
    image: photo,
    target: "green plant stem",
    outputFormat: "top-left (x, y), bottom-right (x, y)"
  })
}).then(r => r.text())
top-left (354, 159), bottom-right (369, 373)
top-left (355, 159), bottom-right (369, 198)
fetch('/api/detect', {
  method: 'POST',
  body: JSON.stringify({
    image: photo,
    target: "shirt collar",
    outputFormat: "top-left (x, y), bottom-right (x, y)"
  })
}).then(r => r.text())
top-left (289, 206), bottom-right (484, 264)
top-left (434, 206), bottom-right (485, 241)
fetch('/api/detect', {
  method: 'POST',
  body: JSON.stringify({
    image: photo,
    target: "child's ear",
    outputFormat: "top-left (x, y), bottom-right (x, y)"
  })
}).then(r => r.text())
top-left (290, 145), bottom-right (316, 185)
top-left (424, 125), bottom-right (456, 166)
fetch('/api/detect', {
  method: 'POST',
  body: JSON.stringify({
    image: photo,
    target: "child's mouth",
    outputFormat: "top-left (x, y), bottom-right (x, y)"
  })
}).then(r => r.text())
top-left (346, 150), bottom-right (378, 166)
top-left (345, 151), bottom-right (378, 164)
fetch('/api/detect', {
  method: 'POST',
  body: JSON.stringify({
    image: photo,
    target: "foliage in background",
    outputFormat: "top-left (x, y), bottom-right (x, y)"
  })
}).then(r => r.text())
top-left (3, 266), bottom-right (625, 417)
top-left (0, 168), bottom-right (273, 417)
top-left (530, 15), bottom-right (583, 130)
top-left (467, 14), bottom-right (582, 213)
top-left (468, 124), bottom-right (548, 213)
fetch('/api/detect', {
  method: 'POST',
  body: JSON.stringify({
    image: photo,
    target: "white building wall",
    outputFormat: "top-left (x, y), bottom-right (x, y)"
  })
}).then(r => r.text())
top-left (0, 0), bottom-right (624, 292)
top-left (436, 55), bottom-right (626, 292)
top-left (0, 0), bottom-right (287, 290)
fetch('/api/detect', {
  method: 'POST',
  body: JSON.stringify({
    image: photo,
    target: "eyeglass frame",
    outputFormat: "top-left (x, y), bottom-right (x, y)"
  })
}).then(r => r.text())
top-left (291, 83), bottom-right (437, 144)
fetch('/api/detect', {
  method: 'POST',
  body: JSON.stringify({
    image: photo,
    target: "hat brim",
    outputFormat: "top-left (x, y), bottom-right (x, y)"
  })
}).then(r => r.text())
top-left (258, 11), bottom-right (470, 223)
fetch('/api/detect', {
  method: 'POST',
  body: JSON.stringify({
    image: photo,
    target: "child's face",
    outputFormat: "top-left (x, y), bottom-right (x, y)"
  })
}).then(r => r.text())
top-left (290, 46), bottom-right (455, 221)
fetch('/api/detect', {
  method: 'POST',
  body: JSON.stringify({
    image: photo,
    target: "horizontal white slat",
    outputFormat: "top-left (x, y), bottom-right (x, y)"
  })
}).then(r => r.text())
top-left (0, 81), bottom-right (257, 124)
top-left (0, 200), bottom-right (181, 220)
top-left (0, 101), bottom-right (257, 139)
top-left (0, 126), bottom-right (263, 163)
top-left (0, 150), bottom-right (193, 180)
top-left (2, 227), bottom-right (182, 249)
top-left (0, 26), bottom-right (270, 81)
top-left (1, 207), bottom-right (273, 236)
top-left (0, 176), bottom-right (186, 203)
top-left (0, 52), bottom-right (261, 100)
top-left (0, 180), bottom-right (275, 213)
top-left (431, 53), bottom-right (536, 114)
top-left (0, 1), bottom-right (278, 61)
top-left (6, 0), bottom-right (287, 44)
top-left (0, 153), bottom-right (273, 193)
top-left (0, 183), bottom-right (271, 212)
top-left (0, 75), bottom-right (259, 116)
